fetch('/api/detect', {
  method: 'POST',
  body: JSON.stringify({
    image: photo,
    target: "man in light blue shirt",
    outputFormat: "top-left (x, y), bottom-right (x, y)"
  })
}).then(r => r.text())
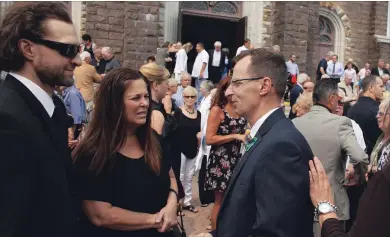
top-left (326, 54), bottom-right (344, 83)
top-left (172, 72), bottom-right (192, 108)
top-left (62, 84), bottom-right (87, 139)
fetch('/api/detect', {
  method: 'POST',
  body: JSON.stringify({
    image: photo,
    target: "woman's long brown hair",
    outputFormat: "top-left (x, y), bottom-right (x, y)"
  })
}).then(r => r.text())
top-left (211, 76), bottom-right (231, 108)
top-left (72, 68), bottom-right (161, 175)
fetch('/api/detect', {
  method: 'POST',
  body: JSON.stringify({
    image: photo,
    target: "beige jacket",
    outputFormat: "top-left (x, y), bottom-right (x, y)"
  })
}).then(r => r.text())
top-left (74, 61), bottom-right (102, 102)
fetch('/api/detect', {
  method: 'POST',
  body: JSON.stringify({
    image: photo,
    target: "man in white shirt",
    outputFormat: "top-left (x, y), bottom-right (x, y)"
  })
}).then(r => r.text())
top-left (326, 54), bottom-right (344, 83)
top-left (236, 38), bottom-right (251, 56)
top-left (208, 41), bottom-right (225, 84)
top-left (0, 2), bottom-right (82, 237)
top-left (191, 42), bottom-right (209, 91)
top-left (358, 63), bottom-right (371, 80)
top-left (214, 48), bottom-right (314, 237)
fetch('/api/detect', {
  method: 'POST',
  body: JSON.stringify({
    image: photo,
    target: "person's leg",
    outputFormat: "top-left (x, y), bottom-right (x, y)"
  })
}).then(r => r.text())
top-left (183, 157), bottom-right (197, 207)
top-left (211, 191), bottom-right (224, 230)
top-left (180, 153), bottom-right (187, 195)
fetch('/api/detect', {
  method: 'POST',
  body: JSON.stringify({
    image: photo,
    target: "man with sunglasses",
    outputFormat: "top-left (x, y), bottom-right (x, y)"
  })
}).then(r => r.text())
top-left (0, 2), bottom-right (82, 237)
top-left (293, 79), bottom-right (369, 237)
top-left (213, 48), bottom-right (315, 237)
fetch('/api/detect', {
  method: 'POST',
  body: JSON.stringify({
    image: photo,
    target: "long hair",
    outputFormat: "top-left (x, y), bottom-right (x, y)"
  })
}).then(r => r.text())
top-left (72, 68), bottom-right (161, 175)
top-left (211, 76), bottom-right (231, 108)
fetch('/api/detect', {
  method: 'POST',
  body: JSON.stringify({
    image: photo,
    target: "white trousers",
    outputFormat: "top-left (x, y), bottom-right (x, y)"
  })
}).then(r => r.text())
top-left (180, 153), bottom-right (197, 206)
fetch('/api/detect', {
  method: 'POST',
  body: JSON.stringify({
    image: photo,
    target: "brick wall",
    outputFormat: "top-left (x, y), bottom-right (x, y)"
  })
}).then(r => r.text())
top-left (85, 1), bottom-right (163, 69)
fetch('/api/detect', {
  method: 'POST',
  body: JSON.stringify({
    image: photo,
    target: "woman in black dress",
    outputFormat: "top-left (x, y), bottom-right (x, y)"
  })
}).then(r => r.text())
top-left (72, 68), bottom-right (178, 237)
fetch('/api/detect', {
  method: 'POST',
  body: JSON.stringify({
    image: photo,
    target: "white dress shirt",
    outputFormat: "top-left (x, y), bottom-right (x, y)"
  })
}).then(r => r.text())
top-left (236, 45), bottom-right (248, 56)
top-left (343, 68), bottom-right (357, 82)
top-left (285, 61), bottom-right (299, 75)
top-left (191, 50), bottom-right (209, 79)
top-left (9, 72), bottom-right (54, 117)
top-left (174, 48), bottom-right (188, 73)
top-left (212, 50), bottom-right (221, 67)
top-left (358, 68), bottom-right (370, 80)
top-left (250, 108), bottom-right (279, 138)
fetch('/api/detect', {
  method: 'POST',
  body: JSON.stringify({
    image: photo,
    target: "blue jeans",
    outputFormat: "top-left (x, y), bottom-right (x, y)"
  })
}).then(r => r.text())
top-left (195, 77), bottom-right (206, 91)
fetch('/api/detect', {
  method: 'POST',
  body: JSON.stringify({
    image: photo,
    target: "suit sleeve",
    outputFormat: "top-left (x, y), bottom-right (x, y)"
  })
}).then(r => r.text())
top-left (253, 139), bottom-right (310, 237)
top-left (0, 114), bottom-right (34, 237)
top-left (338, 118), bottom-right (369, 165)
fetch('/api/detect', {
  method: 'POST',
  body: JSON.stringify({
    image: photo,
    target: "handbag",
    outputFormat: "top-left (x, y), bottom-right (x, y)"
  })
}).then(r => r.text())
top-left (172, 204), bottom-right (186, 237)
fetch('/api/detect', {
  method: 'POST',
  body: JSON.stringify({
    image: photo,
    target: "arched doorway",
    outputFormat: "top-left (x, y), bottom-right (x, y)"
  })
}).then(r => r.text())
top-left (317, 16), bottom-right (334, 60)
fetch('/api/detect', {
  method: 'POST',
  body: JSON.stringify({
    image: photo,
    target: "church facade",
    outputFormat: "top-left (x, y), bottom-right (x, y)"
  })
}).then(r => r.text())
top-left (2, 1), bottom-right (390, 77)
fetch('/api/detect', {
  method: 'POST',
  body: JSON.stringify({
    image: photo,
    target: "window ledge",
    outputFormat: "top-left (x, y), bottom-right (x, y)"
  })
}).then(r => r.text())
top-left (374, 35), bottom-right (390, 44)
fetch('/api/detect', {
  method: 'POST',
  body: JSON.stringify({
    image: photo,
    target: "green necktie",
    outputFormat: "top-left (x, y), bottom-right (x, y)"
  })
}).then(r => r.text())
top-left (245, 136), bottom-right (258, 152)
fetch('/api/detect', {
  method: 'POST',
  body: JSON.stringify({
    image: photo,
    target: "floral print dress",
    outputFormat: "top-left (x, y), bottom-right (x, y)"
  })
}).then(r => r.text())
top-left (204, 110), bottom-right (246, 192)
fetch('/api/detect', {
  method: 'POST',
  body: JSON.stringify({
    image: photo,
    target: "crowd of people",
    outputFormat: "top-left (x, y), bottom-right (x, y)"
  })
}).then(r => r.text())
top-left (1, 2), bottom-right (390, 237)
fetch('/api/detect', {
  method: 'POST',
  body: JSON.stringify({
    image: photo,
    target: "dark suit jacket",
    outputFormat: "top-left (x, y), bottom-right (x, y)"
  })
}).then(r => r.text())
top-left (208, 50), bottom-right (226, 71)
top-left (0, 75), bottom-right (78, 237)
top-left (216, 108), bottom-right (314, 237)
top-left (347, 96), bottom-right (381, 156)
top-left (371, 67), bottom-right (390, 77)
top-left (289, 84), bottom-right (304, 119)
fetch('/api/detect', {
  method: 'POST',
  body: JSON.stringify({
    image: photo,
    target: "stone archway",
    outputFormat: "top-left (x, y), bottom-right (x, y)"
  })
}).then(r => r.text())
top-left (319, 2), bottom-right (352, 64)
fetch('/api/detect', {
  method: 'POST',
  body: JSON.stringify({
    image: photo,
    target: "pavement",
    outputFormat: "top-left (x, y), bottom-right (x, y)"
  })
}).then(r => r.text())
top-left (182, 102), bottom-right (291, 236)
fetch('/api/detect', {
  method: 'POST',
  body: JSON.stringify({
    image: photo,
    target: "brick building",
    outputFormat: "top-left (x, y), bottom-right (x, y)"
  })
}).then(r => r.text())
top-left (2, 1), bottom-right (390, 77)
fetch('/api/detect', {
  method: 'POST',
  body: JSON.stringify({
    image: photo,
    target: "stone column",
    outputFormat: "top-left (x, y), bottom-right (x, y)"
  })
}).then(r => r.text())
top-left (164, 1), bottom-right (179, 43)
top-left (242, 1), bottom-right (264, 48)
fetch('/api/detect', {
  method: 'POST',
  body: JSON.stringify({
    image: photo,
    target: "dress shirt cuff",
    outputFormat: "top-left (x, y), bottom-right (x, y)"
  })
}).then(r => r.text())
top-left (321, 218), bottom-right (346, 237)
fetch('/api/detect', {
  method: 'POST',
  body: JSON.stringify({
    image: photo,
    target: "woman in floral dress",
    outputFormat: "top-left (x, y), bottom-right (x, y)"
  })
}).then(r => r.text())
top-left (204, 77), bottom-right (247, 230)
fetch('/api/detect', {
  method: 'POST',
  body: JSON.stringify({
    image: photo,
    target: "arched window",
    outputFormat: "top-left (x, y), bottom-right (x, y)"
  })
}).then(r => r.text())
top-left (182, 1), bottom-right (208, 11)
top-left (212, 2), bottom-right (237, 15)
top-left (317, 16), bottom-right (335, 60)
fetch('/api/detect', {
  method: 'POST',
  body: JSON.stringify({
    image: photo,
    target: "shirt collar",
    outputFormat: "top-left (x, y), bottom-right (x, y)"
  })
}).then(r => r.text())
top-left (250, 108), bottom-right (279, 138)
top-left (9, 72), bottom-right (55, 117)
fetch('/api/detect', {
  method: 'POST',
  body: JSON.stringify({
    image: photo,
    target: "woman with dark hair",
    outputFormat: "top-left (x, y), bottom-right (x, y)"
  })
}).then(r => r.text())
top-left (204, 76), bottom-right (247, 230)
top-left (72, 68), bottom-right (178, 237)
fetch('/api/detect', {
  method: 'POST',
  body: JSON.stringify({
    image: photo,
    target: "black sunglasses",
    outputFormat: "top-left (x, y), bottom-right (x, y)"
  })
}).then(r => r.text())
top-left (28, 38), bottom-right (79, 59)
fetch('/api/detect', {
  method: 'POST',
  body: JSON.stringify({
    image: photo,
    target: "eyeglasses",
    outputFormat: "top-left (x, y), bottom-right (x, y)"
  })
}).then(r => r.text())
top-left (377, 111), bottom-right (390, 117)
top-left (184, 95), bottom-right (196, 99)
top-left (231, 76), bottom-right (274, 87)
top-left (28, 38), bottom-right (79, 59)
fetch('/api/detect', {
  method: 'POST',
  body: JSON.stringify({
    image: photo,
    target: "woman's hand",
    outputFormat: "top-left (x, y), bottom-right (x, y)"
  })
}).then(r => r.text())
top-left (163, 94), bottom-right (172, 114)
top-left (309, 157), bottom-right (334, 207)
top-left (155, 202), bottom-right (177, 232)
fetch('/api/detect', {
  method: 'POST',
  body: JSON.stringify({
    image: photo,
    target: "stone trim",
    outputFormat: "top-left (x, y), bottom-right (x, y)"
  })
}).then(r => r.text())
top-left (319, 2), bottom-right (352, 64)
top-left (375, 34), bottom-right (390, 44)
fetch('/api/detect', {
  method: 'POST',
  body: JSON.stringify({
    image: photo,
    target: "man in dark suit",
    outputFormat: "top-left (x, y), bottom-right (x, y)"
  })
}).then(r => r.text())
top-left (371, 59), bottom-right (390, 77)
top-left (289, 73), bottom-right (310, 119)
top-left (208, 41), bottom-right (226, 84)
top-left (216, 49), bottom-right (314, 237)
top-left (0, 2), bottom-right (82, 237)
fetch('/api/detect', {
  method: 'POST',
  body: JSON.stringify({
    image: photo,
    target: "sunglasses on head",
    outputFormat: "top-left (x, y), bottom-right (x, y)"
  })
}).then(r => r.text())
top-left (28, 37), bottom-right (79, 59)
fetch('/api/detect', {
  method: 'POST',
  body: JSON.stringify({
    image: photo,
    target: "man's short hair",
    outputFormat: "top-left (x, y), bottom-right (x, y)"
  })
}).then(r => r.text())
top-left (214, 41), bottom-right (222, 47)
top-left (234, 48), bottom-right (288, 98)
top-left (332, 54), bottom-right (338, 60)
top-left (313, 78), bottom-right (339, 104)
top-left (362, 75), bottom-right (380, 92)
top-left (0, 2), bottom-right (72, 71)
top-left (168, 78), bottom-right (177, 87)
top-left (80, 51), bottom-right (91, 61)
top-left (200, 80), bottom-right (215, 92)
top-left (197, 42), bottom-right (205, 49)
top-left (147, 56), bottom-right (156, 62)
top-left (382, 74), bottom-right (390, 80)
top-left (102, 46), bottom-right (112, 54)
top-left (82, 34), bottom-right (92, 42)
top-left (244, 39), bottom-right (251, 44)
top-left (297, 73), bottom-right (310, 84)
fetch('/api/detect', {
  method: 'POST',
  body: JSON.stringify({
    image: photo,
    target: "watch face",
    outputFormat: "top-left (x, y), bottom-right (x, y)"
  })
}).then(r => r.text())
top-left (318, 203), bottom-right (332, 213)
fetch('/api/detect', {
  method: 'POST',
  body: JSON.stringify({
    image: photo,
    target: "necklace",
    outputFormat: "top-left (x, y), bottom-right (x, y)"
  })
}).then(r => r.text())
top-left (185, 107), bottom-right (195, 114)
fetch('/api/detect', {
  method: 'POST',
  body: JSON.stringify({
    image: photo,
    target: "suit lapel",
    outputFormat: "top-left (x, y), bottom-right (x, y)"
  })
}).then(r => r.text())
top-left (3, 75), bottom-right (67, 155)
top-left (217, 108), bottom-right (286, 224)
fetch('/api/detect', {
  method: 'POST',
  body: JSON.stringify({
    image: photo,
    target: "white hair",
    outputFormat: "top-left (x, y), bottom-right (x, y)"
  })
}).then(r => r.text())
top-left (168, 78), bottom-right (178, 87)
top-left (180, 72), bottom-right (191, 81)
top-left (382, 74), bottom-right (390, 79)
top-left (214, 41), bottom-right (222, 47)
top-left (297, 73), bottom-right (310, 84)
top-left (200, 80), bottom-right (215, 92)
top-left (80, 51), bottom-right (91, 61)
top-left (101, 46), bottom-right (112, 54)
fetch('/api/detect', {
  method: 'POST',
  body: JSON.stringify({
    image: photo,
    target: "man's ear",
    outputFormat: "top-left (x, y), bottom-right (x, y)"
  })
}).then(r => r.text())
top-left (18, 39), bottom-right (35, 61)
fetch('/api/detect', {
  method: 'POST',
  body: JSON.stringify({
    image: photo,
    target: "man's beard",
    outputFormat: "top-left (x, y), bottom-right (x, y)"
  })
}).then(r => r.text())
top-left (36, 65), bottom-right (74, 87)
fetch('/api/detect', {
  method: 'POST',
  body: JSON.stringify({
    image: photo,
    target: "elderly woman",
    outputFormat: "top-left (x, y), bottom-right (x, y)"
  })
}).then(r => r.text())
top-left (72, 68), bottom-right (178, 237)
top-left (292, 92), bottom-right (313, 117)
top-left (368, 99), bottom-right (390, 177)
top-left (195, 80), bottom-right (216, 207)
top-left (172, 86), bottom-right (201, 213)
top-left (205, 77), bottom-right (247, 230)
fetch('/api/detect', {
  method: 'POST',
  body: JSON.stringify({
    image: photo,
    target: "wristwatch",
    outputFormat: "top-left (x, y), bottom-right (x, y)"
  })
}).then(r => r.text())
top-left (314, 201), bottom-right (338, 219)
